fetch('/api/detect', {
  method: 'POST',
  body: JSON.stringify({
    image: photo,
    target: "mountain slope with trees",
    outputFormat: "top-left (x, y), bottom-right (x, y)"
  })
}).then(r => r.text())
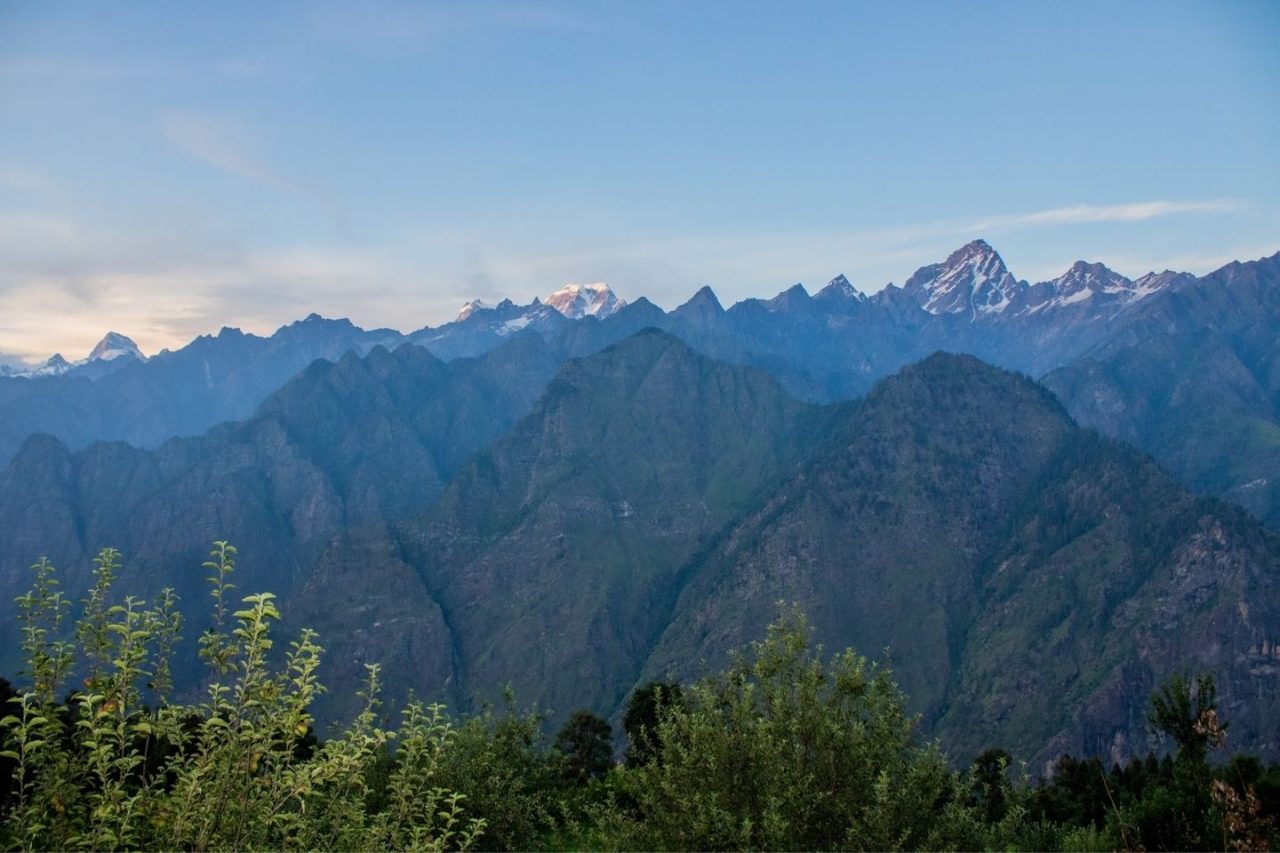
top-left (0, 336), bottom-right (561, 681)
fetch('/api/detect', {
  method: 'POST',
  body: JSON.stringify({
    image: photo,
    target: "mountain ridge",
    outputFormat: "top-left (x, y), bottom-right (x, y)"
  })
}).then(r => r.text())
top-left (1, 244), bottom-right (1277, 532)
top-left (3, 329), bottom-right (1279, 767)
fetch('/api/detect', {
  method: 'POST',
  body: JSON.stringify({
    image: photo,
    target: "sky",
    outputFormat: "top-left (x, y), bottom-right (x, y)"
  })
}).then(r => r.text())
top-left (1, 0), bottom-right (1278, 364)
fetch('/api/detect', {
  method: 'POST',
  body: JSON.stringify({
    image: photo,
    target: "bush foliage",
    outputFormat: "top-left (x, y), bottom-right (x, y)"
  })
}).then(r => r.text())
top-left (2, 544), bottom-right (1277, 851)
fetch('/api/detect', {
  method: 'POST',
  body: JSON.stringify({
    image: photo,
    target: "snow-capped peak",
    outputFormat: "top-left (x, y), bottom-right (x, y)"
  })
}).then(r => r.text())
top-left (902, 239), bottom-right (1023, 318)
top-left (544, 283), bottom-right (626, 319)
top-left (456, 299), bottom-right (493, 322)
top-left (1006, 259), bottom-right (1194, 320)
top-left (30, 353), bottom-right (72, 377)
top-left (5, 333), bottom-right (146, 378)
top-left (89, 332), bottom-right (145, 363)
top-left (1054, 261), bottom-right (1131, 293)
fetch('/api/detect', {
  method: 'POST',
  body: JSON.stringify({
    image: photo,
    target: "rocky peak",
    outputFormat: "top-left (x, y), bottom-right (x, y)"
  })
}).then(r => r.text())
top-left (1010, 260), bottom-right (1174, 319)
top-left (1133, 270), bottom-right (1195, 296)
top-left (822, 274), bottom-right (858, 297)
top-left (675, 285), bottom-right (725, 317)
top-left (1053, 261), bottom-right (1132, 294)
top-left (902, 239), bottom-right (1023, 318)
top-left (766, 283), bottom-right (812, 312)
top-left (88, 332), bottom-right (145, 363)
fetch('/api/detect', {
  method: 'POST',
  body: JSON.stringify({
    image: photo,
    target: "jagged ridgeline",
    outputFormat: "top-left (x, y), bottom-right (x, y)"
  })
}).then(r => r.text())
top-left (3, 327), bottom-right (1279, 769)
top-left (3, 244), bottom-right (1278, 528)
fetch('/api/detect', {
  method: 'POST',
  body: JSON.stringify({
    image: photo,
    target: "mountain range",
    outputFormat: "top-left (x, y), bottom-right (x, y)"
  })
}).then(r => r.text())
top-left (5, 239), bottom-right (1276, 526)
top-left (1, 240), bottom-right (1278, 767)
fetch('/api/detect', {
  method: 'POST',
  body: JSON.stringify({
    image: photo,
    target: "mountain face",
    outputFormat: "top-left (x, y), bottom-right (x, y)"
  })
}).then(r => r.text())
top-left (642, 354), bottom-right (1280, 767)
top-left (1044, 253), bottom-right (1280, 529)
top-left (0, 336), bottom-right (562, 682)
top-left (87, 332), bottom-right (144, 363)
top-left (295, 330), bottom-right (823, 722)
top-left (0, 327), bottom-right (1278, 765)
top-left (286, 344), bottom-right (1280, 766)
top-left (900, 239), bottom-right (1025, 317)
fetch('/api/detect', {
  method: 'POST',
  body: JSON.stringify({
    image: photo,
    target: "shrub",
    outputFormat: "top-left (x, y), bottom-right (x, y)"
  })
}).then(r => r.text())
top-left (0, 544), bottom-right (483, 852)
top-left (611, 605), bottom-right (1000, 851)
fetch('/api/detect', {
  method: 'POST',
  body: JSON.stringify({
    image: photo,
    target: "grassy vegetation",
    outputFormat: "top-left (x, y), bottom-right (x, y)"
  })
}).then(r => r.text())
top-left (2, 544), bottom-right (1277, 851)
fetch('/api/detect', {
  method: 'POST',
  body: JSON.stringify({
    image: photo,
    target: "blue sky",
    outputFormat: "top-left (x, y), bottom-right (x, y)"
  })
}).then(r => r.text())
top-left (1, 0), bottom-right (1277, 362)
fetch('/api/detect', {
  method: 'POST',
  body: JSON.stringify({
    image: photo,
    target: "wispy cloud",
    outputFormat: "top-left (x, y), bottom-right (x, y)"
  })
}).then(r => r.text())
top-left (160, 112), bottom-right (339, 217)
top-left (960, 199), bottom-right (1244, 232)
top-left (0, 227), bottom-right (450, 361)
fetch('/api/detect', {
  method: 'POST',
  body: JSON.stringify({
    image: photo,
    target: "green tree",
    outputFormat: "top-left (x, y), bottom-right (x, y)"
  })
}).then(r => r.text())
top-left (433, 698), bottom-right (558, 851)
top-left (621, 680), bottom-right (683, 768)
top-left (1148, 673), bottom-right (1223, 764)
top-left (553, 711), bottom-right (613, 785)
top-left (969, 747), bottom-right (1013, 823)
top-left (1116, 673), bottom-right (1225, 850)
top-left (614, 605), bottom-right (994, 851)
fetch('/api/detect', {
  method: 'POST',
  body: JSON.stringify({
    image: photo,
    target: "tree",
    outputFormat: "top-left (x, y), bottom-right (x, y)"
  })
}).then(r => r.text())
top-left (1148, 672), bottom-right (1224, 765)
top-left (553, 711), bottom-right (613, 785)
top-left (616, 606), bottom-right (982, 851)
top-left (1119, 672), bottom-right (1226, 850)
top-left (969, 747), bottom-right (1013, 823)
top-left (621, 680), bottom-right (683, 767)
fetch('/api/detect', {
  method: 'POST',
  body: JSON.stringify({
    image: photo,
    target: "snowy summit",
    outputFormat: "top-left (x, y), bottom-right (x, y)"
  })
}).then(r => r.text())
top-left (902, 239), bottom-right (1022, 318)
top-left (7, 332), bottom-right (145, 378)
top-left (456, 300), bottom-right (493, 322)
top-left (544, 283), bottom-right (626, 320)
top-left (88, 332), bottom-right (145, 362)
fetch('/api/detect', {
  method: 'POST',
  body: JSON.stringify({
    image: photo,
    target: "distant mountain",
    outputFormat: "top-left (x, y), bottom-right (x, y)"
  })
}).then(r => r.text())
top-left (0, 316), bottom-right (404, 467)
top-left (87, 332), bottom-right (144, 363)
top-left (544, 283), bottom-right (626, 319)
top-left (408, 299), bottom-right (568, 361)
top-left (2, 332), bottom-right (147, 380)
top-left (1, 243), bottom-right (1277, 532)
top-left (899, 239), bottom-right (1025, 317)
top-left (1015, 260), bottom-right (1138, 316)
top-left (27, 353), bottom-right (72, 377)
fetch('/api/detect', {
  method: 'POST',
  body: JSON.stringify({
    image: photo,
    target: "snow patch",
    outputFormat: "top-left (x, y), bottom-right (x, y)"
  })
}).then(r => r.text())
top-left (498, 315), bottom-right (532, 335)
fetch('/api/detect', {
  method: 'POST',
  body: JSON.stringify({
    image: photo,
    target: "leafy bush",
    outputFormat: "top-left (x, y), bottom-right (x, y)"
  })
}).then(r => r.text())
top-left (0, 544), bottom-right (483, 852)
top-left (609, 606), bottom-right (1004, 851)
